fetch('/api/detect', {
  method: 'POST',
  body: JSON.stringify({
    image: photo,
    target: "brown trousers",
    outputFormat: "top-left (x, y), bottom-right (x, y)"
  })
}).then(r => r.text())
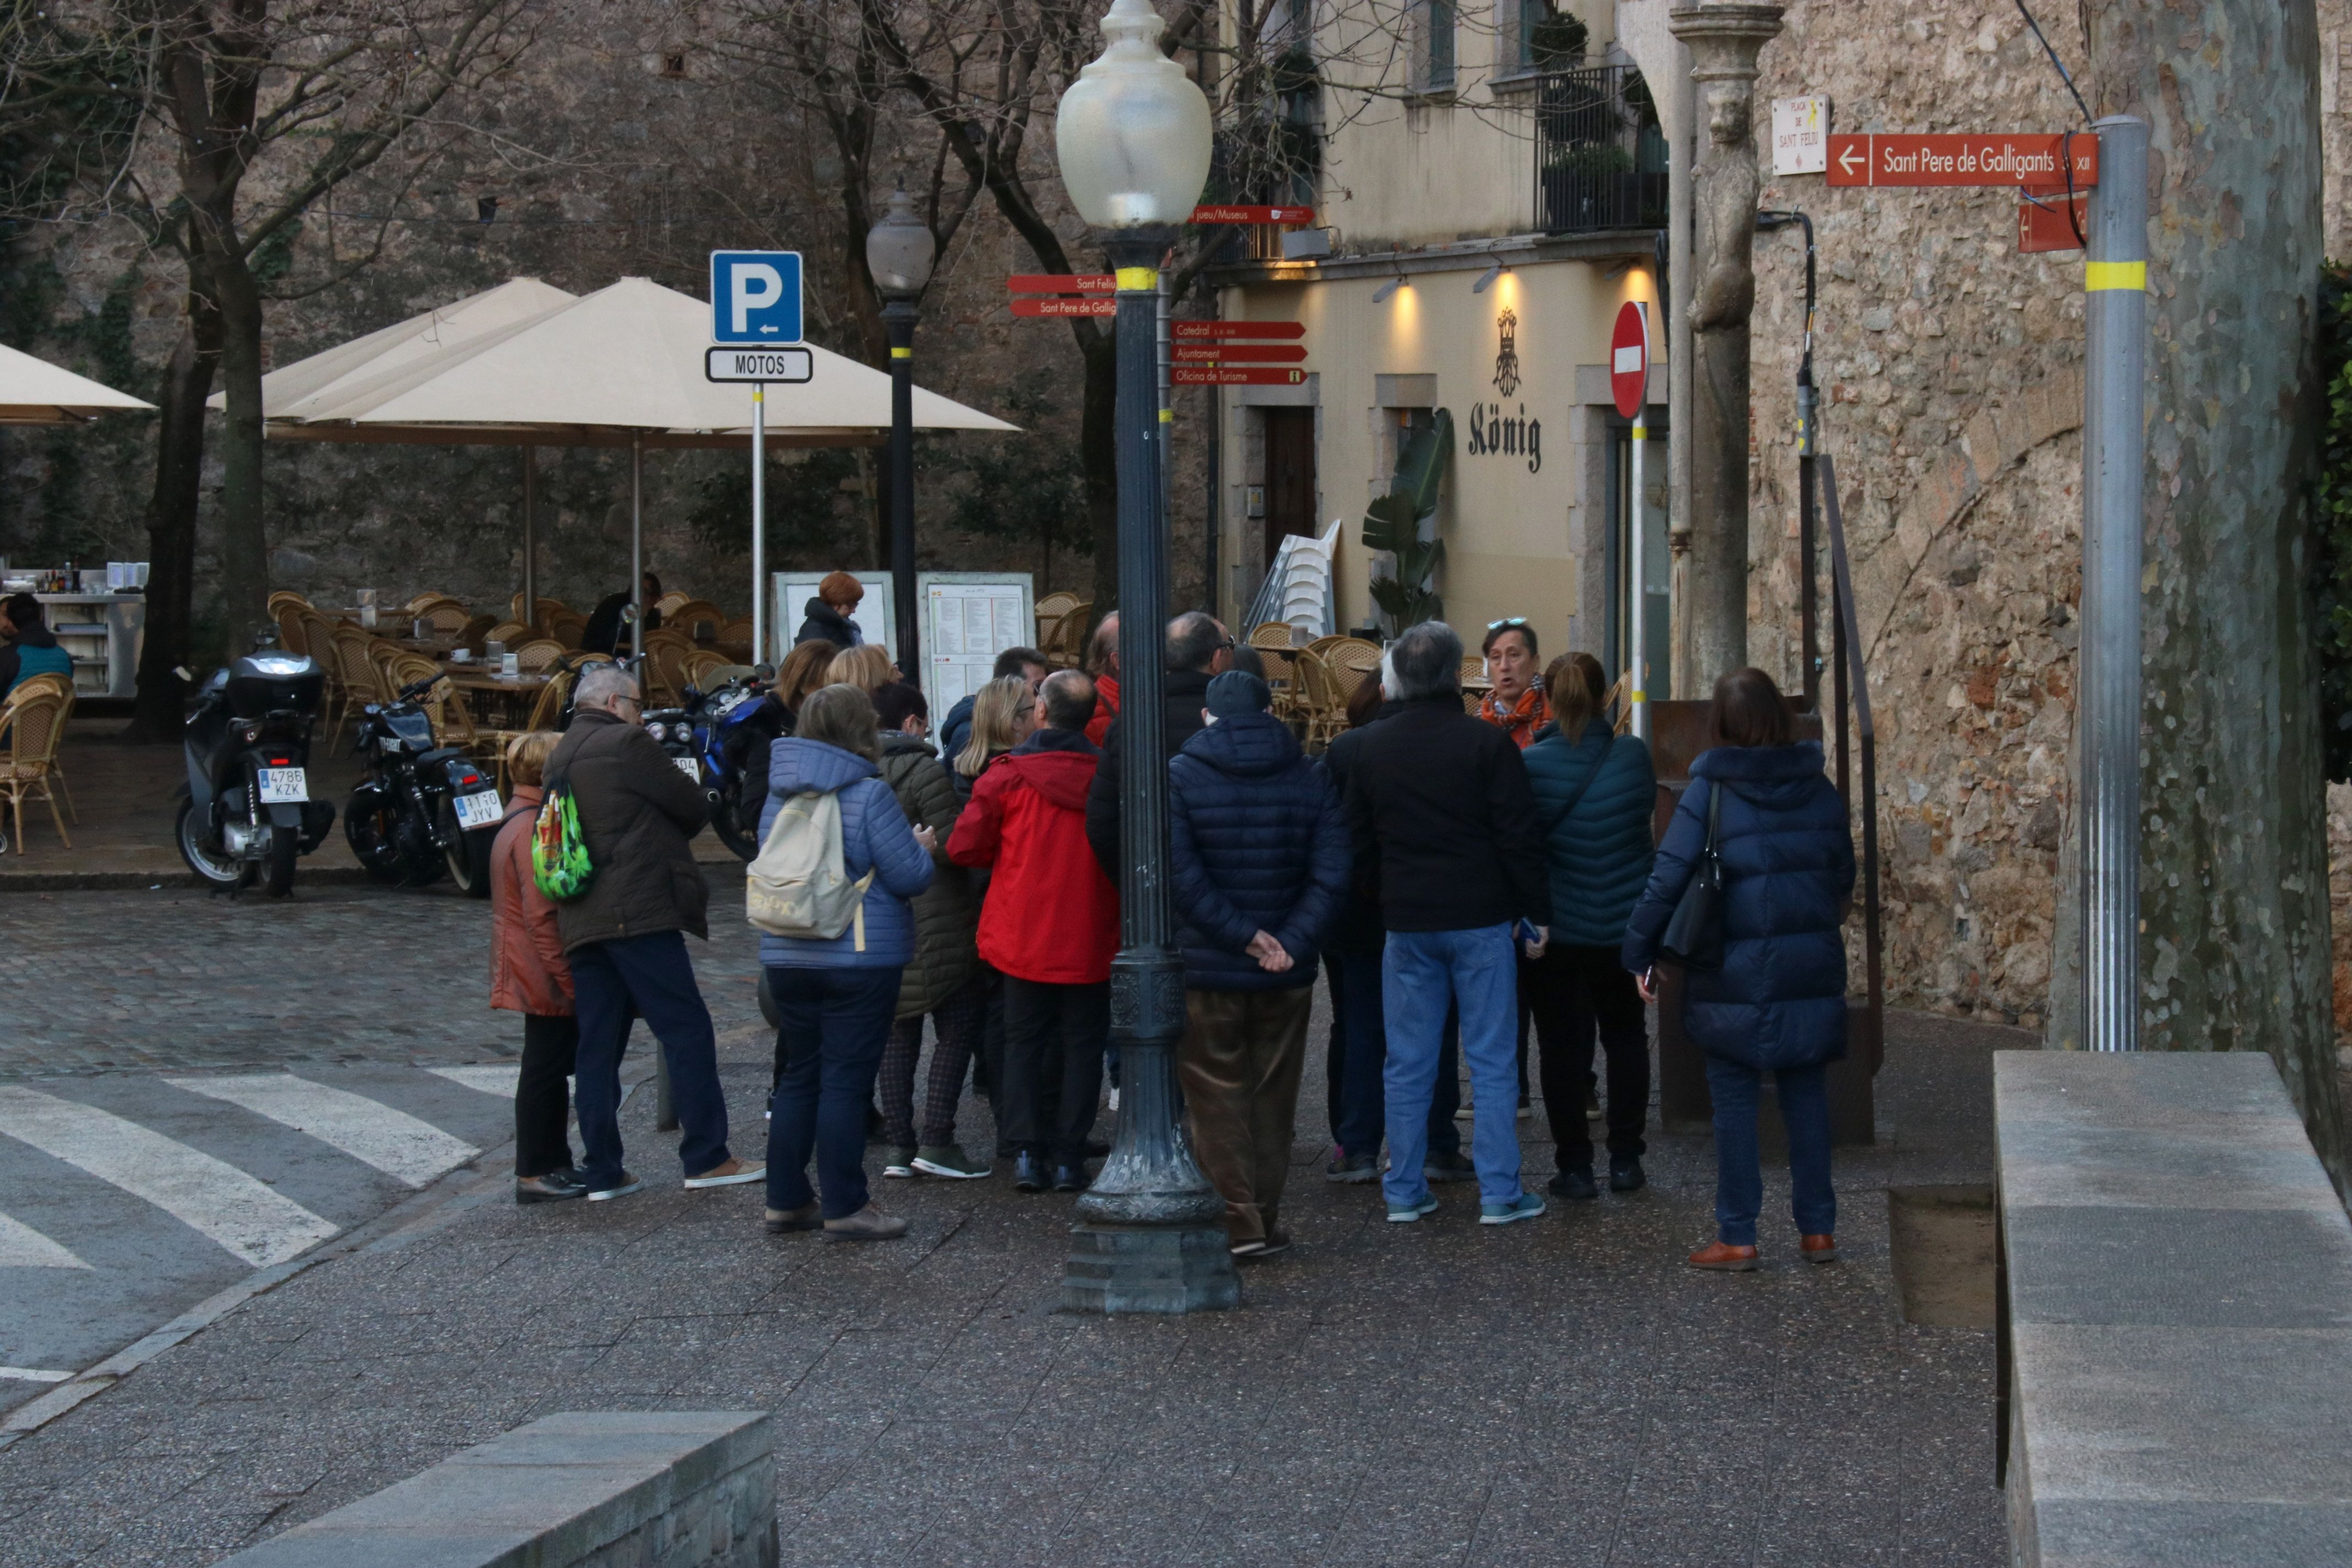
top-left (1178, 986), bottom-right (1313, 1245)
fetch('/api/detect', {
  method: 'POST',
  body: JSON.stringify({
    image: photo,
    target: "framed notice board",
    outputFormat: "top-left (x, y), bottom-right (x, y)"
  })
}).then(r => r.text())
top-left (772, 571), bottom-right (894, 664)
top-left (917, 572), bottom-right (1035, 718)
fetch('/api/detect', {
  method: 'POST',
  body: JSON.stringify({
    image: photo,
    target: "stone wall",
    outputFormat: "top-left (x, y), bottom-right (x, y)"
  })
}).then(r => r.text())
top-left (0, 1), bottom-right (1204, 657)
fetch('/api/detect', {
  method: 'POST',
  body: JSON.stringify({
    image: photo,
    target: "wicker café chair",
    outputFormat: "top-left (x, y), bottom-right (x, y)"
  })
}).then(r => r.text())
top-left (13, 672), bottom-right (78, 823)
top-left (1033, 591), bottom-right (1079, 647)
top-left (0, 680), bottom-right (73, 851)
top-left (1249, 620), bottom-right (1299, 650)
top-left (510, 638), bottom-right (568, 673)
top-left (476, 667), bottom-right (573, 790)
top-left (1257, 646), bottom-right (1299, 720)
top-left (484, 620), bottom-right (531, 647)
top-left (654, 589), bottom-right (691, 618)
top-left (1320, 640), bottom-right (1380, 706)
top-left (1292, 648), bottom-right (1349, 750)
top-left (267, 591), bottom-right (309, 618)
top-left (418, 602), bottom-right (471, 637)
top-left (386, 653), bottom-right (475, 748)
top-left (1038, 600), bottom-right (1092, 671)
top-left (548, 611), bottom-right (590, 649)
top-left (328, 624), bottom-right (387, 744)
top-left (682, 648), bottom-right (734, 690)
top-left (272, 606), bottom-right (310, 658)
top-left (667, 598), bottom-right (725, 643)
top-left (642, 635), bottom-right (694, 705)
top-left (532, 597), bottom-right (574, 633)
top-left (407, 592), bottom-right (462, 615)
top-left (716, 616), bottom-right (757, 663)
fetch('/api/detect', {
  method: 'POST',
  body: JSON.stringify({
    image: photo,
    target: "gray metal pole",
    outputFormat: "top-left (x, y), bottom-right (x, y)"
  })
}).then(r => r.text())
top-left (751, 387), bottom-right (766, 667)
top-left (1062, 228), bottom-right (1239, 1315)
top-left (2079, 115), bottom-right (2148, 1054)
top-left (884, 301), bottom-right (920, 680)
top-left (630, 431), bottom-right (644, 655)
top-left (520, 445), bottom-right (537, 631)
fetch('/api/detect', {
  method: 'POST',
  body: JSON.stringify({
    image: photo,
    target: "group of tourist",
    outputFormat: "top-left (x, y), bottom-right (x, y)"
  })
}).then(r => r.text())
top-left (482, 575), bottom-right (1858, 1270)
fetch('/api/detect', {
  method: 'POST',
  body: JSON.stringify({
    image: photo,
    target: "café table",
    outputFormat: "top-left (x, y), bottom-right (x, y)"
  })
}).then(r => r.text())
top-left (444, 665), bottom-right (551, 728)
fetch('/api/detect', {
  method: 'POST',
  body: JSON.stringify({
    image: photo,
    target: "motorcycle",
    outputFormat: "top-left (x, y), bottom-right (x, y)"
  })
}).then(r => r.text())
top-left (344, 673), bottom-right (505, 896)
top-left (662, 671), bottom-right (774, 861)
top-left (175, 636), bottom-right (336, 896)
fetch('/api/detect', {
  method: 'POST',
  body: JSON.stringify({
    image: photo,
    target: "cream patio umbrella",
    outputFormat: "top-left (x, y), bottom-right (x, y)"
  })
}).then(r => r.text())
top-left (270, 276), bottom-right (1015, 654)
top-left (0, 343), bottom-right (155, 425)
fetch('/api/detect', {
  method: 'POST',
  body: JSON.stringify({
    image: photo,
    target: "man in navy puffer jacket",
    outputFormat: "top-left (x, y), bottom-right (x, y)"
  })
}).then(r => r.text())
top-left (1167, 671), bottom-right (1349, 1257)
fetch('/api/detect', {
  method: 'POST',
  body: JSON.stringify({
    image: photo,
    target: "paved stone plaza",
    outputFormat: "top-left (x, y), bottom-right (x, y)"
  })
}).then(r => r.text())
top-left (0, 877), bottom-right (2010, 1566)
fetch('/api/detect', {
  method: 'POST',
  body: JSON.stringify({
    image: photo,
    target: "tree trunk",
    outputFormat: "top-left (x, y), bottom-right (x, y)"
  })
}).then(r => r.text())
top-left (208, 239), bottom-right (270, 658)
top-left (126, 270), bottom-right (223, 742)
top-left (2086, 0), bottom-right (2346, 1184)
top-left (1081, 326), bottom-right (1119, 619)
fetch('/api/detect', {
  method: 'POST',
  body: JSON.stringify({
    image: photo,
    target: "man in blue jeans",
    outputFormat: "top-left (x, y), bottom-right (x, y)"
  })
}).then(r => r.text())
top-left (549, 665), bottom-right (764, 1201)
top-left (1341, 622), bottom-right (1554, 1227)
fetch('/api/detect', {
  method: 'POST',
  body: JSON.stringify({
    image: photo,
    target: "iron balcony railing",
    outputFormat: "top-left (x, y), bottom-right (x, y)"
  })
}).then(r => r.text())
top-left (1533, 62), bottom-right (1667, 233)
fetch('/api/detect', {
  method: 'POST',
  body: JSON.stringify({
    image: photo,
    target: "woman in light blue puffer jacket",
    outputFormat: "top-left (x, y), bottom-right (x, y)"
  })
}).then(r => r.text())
top-left (757, 684), bottom-right (933, 1242)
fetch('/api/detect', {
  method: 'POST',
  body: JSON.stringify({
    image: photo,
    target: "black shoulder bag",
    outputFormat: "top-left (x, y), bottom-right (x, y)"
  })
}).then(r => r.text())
top-left (1658, 783), bottom-right (1725, 972)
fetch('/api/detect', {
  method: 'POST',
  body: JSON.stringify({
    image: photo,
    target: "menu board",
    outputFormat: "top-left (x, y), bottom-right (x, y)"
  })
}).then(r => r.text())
top-left (772, 571), bottom-right (894, 662)
top-left (918, 573), bottom-right (1035, 717)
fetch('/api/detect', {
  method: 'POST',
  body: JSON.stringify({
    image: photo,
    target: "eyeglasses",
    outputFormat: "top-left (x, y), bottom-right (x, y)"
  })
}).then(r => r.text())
top-left (1487, 617), bottom-right (1529, 630)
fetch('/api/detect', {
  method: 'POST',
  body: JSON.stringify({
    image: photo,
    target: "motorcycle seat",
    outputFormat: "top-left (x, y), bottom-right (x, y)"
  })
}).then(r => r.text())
top-left (416, 745), bottom-right (471, 768)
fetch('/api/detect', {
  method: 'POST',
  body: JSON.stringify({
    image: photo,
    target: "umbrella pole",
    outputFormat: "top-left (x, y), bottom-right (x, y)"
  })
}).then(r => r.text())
top-left (630, 431), bottom-right (644, 663)
top-left (752, 386), bottom-right (766, 667)
top-left (521, 444), bottom-right (537, 631)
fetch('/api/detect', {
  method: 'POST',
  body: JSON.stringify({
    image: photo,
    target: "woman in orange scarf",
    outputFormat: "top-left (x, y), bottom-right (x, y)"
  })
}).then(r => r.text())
top-left (1478, 619), bottom-right (1548, 749)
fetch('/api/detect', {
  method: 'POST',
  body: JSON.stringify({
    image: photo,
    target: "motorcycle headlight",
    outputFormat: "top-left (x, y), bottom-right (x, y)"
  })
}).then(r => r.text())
top-left (644, 721), bottom-right (667, 743)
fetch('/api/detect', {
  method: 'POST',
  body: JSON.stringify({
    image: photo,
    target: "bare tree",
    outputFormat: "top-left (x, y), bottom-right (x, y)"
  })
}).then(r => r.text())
top-left (3, 0), bottom-right (534, 732)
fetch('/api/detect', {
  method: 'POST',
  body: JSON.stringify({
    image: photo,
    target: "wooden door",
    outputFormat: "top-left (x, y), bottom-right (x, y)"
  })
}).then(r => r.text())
top-left (1262, 407), bottom-right (1317, 570)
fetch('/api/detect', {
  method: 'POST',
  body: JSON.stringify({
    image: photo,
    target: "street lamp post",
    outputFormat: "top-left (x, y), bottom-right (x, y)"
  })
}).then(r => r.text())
top-left (1054, 0), bottom-right (1238, 1314)
top-left (867, 183), bottom-right (935, 679)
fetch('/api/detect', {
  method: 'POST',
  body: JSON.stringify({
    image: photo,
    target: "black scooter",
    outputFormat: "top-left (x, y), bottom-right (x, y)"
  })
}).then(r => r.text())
top-left (344, 673), bottom-right (505, 896)
top-left (175, 637), bottom-right (336, 896)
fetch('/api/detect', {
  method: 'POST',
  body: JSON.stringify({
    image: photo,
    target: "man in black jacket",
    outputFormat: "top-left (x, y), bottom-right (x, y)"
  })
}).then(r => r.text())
top-left (550, 664), bottom-right (763, 1202)
top-left (1085, 610), bottom-right (1232, 883)
top-left (1342, 621), bottom-right (1552, 1228)
top-left (581, 572), bottom-right (663, 656)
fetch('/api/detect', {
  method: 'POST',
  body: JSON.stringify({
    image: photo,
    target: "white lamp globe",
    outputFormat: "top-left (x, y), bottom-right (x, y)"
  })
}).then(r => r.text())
top-left (1054, 0), bottom-right (1214, 228)
top-left (865, 183), bottom-right (936, 301)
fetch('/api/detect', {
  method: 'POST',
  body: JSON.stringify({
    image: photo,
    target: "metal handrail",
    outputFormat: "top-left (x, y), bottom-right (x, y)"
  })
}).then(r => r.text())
top-left (1818, 452), bottom-right (1886, 1052)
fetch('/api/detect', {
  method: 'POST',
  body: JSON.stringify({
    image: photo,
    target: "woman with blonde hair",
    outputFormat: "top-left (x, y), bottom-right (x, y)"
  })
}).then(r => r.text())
top-left (726, 641), bottom-right (837, 841)
top-left (490, 731), bottom-right (581, 1203)
top-left (826, 643), bottom-right (897, 694)
top-left (952, 674), bottom-right (1036, 802)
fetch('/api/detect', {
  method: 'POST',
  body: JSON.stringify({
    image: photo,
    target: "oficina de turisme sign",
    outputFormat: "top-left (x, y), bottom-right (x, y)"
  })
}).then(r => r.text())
top-left (1467, 307), bottom-right (1541, 472)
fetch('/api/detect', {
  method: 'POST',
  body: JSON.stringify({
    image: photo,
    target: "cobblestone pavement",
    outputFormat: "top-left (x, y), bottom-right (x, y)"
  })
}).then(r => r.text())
top-left (0, 868), bottom-right (2013, 1568)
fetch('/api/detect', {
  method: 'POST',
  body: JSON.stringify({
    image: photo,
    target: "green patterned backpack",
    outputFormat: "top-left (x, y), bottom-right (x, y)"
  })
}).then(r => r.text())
top-left (531, 773), bottom-right (594, 900)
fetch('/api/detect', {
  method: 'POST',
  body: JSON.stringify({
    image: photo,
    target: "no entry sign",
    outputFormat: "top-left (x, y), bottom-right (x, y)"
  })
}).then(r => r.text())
top-left (1610, 301), bottom-right (1649, 421)
top-left (1826, 133), bottom-right (2098, 189)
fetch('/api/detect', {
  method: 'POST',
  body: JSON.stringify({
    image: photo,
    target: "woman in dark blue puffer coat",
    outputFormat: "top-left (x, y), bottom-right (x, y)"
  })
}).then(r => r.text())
top-left (1623, 667), bottom-right (1854, 1271)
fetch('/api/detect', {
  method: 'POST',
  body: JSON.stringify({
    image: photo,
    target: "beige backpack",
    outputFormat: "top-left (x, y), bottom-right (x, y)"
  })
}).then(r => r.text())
top-left (745, 788), bottom-right (875, 948)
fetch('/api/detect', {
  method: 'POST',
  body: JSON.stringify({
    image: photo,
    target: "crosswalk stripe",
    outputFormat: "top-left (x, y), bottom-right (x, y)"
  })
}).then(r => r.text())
top-left (427, 1064), bottom-right (521, 1099)
top-left (0, 1368), bottom-right (74, 1384)
top-left (168, 1073), bottom-right (480, 1189)
top-left (0, 1086), bottom-right (340, 1268)
top-left (0, 1211), bottom-right (91, 1270)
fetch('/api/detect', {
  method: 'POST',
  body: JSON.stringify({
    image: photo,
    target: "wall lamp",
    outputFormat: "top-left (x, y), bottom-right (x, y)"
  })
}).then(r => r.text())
top-left (1371, 275), bottom-right (1407, 304)
top-left (1471, 259), bottom-right (1507, 293)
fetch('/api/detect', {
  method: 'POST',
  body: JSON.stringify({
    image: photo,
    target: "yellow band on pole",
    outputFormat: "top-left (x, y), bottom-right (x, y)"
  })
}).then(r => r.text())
top-left (2084, 260), bottom-right (2146, 293)
top-left (890, 346), bottom-right (912, 359)
top-left (1159, 408), bottom-right (1173, 422)
top-left (1115, 266), bottom-right (1158, 292)
top-left (753, 388), bottom-right (763, 402)
top-left (1630, 689), bottom-right (1646, 702)
top-left (1631, 423), bottom-right (1646, 439)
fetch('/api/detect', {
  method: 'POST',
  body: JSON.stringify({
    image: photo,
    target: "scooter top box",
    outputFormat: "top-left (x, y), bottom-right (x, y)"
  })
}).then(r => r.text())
top-left (224, 652), bottom-right (325, 719)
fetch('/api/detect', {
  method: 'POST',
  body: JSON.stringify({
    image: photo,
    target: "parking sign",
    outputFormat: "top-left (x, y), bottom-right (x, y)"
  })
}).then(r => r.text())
top-left (709, 251), bottom-right (803, 344)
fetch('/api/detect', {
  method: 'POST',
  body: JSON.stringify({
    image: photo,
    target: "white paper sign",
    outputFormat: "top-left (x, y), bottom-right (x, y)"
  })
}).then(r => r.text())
top-left (1773, 96), bottom-right (1830, 176)
top-left (919, 573), bottom-right (1035, 718)
top-left (772, 571), bottom-right (894, 658)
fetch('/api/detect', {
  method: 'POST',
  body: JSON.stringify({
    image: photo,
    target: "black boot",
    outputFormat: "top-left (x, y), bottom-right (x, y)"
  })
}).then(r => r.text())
top-left (1609, 1155), bottom-right (1646, 1193)
top-left (1547, 1167), bottom-right (1599, 1201)
top-left (1013, 1151), bottom-right (1048, 1193)
top-left (1050, 1161), bottom-right (1087, 1193)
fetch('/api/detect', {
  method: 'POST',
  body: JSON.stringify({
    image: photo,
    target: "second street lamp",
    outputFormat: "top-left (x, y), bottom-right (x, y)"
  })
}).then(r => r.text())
top-left (1053, 0), bottom-right (1235, 1314)
top-left (866, 183), bottom-right (934, 678)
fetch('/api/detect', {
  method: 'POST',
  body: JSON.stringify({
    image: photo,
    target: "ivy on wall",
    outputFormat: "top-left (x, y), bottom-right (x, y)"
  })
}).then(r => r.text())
top-left (2315, 262), bottom-right (2352, 781)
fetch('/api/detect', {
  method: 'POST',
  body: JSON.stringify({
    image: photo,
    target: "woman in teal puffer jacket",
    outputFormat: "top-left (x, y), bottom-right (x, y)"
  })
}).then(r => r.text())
top-left (1521, 653), bottom-right (1656, 1201)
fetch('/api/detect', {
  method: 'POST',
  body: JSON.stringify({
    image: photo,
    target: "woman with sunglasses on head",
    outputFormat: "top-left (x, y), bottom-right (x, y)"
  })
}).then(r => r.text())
top-left (1478, 619), bottom-right (1548, 750)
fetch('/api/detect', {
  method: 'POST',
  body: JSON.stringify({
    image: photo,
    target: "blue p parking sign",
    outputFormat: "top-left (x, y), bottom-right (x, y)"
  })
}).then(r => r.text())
top-left (709, 251), bottom-right (803, 344)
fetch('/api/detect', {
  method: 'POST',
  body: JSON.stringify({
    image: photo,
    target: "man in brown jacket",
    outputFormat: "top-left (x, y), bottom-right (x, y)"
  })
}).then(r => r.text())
top-left (550, 664), bottom-right (762, 1201)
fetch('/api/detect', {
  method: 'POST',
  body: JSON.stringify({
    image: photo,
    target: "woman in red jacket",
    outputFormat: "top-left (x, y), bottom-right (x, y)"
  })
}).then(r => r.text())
top-left (490, 731), bottom-right (583, 1203)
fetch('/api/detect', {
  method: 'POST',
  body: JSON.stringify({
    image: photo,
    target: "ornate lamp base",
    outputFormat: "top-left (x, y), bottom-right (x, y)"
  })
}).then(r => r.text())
top-left (1063, 1222), bottom-right (1243, 1314)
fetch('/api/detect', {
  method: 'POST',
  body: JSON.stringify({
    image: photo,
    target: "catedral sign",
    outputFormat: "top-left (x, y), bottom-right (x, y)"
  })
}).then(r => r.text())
top-left (1826, 132), bottom-right (2099, 188)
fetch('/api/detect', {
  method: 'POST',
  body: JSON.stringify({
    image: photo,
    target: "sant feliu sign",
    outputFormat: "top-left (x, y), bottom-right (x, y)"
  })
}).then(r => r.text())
top-left (708, 251), bottom-right (803, 343)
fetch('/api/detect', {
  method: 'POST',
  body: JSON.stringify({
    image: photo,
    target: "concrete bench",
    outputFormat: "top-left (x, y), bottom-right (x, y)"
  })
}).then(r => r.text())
top-left (1994, 1052), bottom-right (2352, 1566)
top-left (215, 1411), bottom-right (775, 1568)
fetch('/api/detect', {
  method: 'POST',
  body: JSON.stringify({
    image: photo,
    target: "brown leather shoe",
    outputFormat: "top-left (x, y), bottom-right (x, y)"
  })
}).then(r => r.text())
top-left (821, 1204), bottom-right (910, 1242)
top-left (1800, 1233), bottom-right (1838, 1264)
top-left (763, 1203), bottom-right (819, 1234)
top-left (1687, 1240), bottom-right (1761, 1271)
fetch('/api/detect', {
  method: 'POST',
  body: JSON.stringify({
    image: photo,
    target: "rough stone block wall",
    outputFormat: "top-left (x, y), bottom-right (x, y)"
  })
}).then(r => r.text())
top-left (576, 1455), bottom-right (777, 1568)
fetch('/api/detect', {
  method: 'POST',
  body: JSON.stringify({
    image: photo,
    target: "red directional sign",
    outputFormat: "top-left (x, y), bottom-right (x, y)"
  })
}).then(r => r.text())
top-left (1172, 320), bottom-right (1305, 340)
top-left (1825, 133), bottom-right (2098, 189)
top-left (2017, 190), bottom-right (2088, 254)
top-left (1010, 298), bottom-right (1117, 317)
top-left (1172, 367), bottom-right (1306, 386)
top-left (1610, 300), bottom-right (1649, 421)
top-left (1172, 344), bottom-right (1308, 364)
top-left (1189, 205), bottom-right (1314, 226)
top-left (1006, 274), bottom-right (1115, 293)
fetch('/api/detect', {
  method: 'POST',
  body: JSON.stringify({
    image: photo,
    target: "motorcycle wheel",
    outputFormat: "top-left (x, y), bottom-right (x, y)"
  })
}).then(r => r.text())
top-left (262, 822), bottom-right (298, 897)
top-left (176, 797), bottom-right (251, 890)
top-left (440, 800), bottom-right (496, 898)
top-left (345, 791), bottom-right (434, 886)
top-left (710, 781), bottom-right (759, 861)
